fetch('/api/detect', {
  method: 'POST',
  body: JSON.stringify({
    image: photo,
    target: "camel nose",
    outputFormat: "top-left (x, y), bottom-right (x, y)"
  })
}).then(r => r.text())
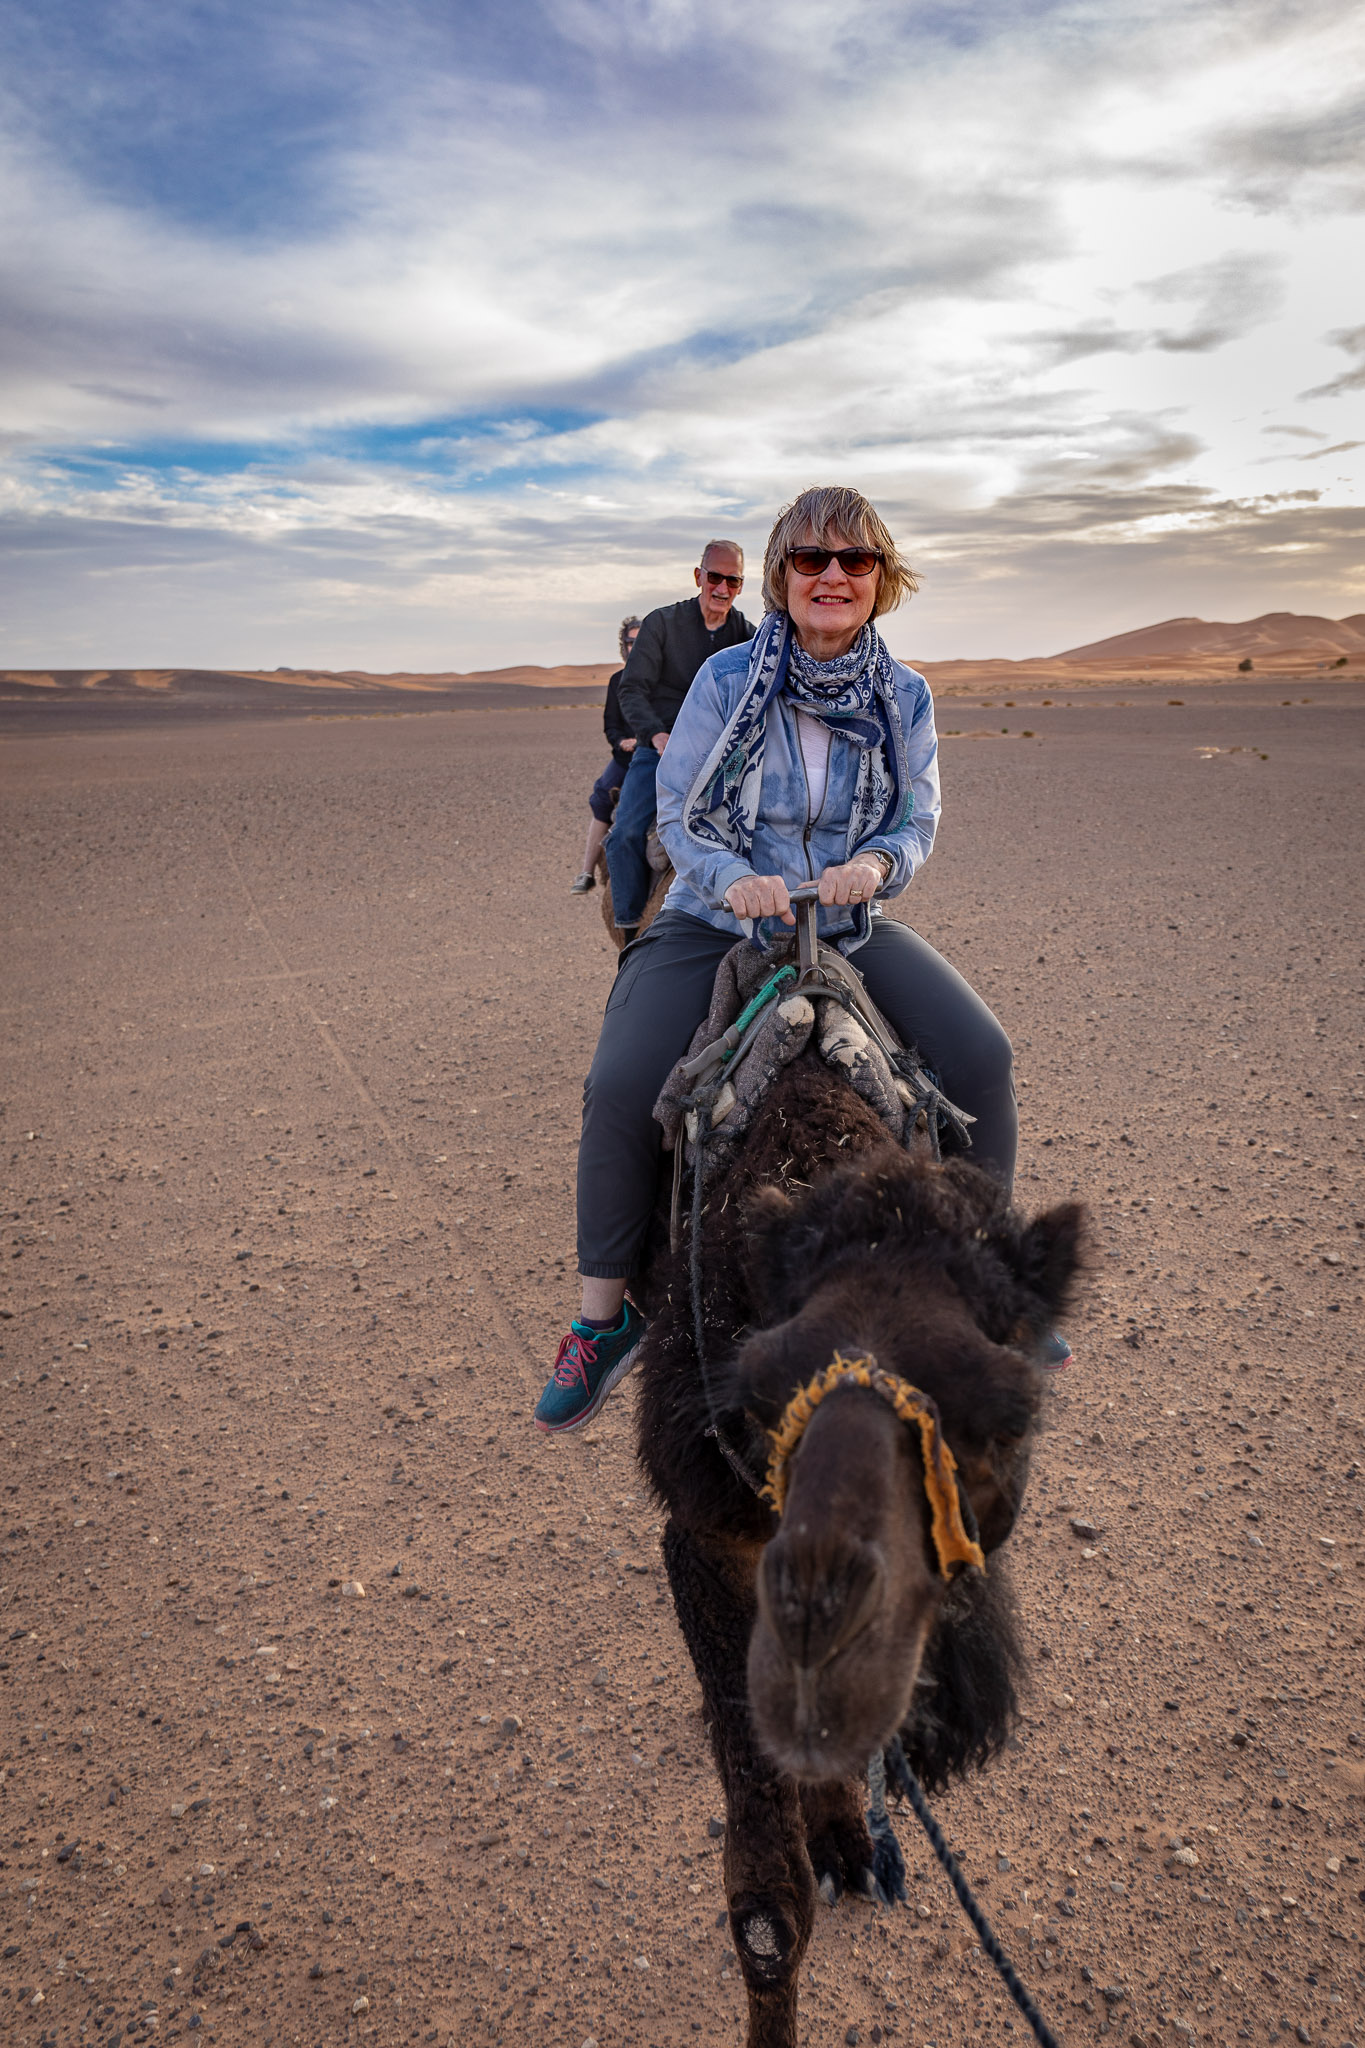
top-left (759, 1536), bottom-right (887, 1671)
top-left (789, 1664), bottom-right (829, 1746)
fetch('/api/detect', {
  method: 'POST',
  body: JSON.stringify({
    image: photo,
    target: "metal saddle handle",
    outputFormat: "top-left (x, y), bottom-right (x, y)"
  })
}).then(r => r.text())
top-left (782, 882), bottom-right (901, 1060)
top-left (786, 880), bottom-right (824, 976)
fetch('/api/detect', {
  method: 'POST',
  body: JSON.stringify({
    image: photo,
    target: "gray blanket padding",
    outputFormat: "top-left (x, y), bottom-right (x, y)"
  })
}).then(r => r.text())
top-left (653, 939), bottom-right (920, 1180)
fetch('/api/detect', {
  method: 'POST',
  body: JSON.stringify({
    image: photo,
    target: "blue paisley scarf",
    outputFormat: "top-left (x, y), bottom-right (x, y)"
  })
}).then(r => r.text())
top-left (682, 610), bottom-right (913, 863)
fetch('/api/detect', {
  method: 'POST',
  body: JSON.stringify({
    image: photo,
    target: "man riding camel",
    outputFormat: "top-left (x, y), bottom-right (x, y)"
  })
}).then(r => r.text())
top-left (604, 541), bottom-right (756, 943)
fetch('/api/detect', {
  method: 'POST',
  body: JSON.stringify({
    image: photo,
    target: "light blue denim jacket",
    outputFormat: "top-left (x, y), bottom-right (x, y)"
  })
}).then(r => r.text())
top-left (655, 638), bottom-right (940, 948)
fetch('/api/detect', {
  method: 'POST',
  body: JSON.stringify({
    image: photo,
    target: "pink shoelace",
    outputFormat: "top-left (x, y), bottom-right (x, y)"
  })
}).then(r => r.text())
top-left (550, 1329), bottom-right (596, 1390)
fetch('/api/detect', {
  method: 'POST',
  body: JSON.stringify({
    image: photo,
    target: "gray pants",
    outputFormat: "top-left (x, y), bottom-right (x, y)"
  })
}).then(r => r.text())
top-left (578, 910), bottom-right (1016, 1279)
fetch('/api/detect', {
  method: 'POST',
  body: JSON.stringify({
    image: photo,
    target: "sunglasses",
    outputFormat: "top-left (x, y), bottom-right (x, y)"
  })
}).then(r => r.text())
top-left (703, 569), bottom-right (743, 590)
top-left (787, 546), bottom-right (883, 578)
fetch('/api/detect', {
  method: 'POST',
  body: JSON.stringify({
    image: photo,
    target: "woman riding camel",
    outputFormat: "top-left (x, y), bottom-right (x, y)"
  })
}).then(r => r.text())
top-left (535, 484), bottom-right (1068, 1433)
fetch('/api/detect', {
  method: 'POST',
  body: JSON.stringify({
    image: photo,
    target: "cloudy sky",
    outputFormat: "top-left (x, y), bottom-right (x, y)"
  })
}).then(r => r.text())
top-left (2, 0), bottom-right (1362, 669)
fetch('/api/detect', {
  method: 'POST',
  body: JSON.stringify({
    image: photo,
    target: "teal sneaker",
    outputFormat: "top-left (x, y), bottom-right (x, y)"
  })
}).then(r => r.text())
top-left (1039, 1330), bottom-right (1073, 1371)
top-left (533, 1302), bottom-right (646, 1433)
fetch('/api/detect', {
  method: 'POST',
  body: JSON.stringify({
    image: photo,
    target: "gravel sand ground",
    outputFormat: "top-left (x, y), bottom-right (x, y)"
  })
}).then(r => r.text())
top-left (1, 684), bottom-right (1362, 2048)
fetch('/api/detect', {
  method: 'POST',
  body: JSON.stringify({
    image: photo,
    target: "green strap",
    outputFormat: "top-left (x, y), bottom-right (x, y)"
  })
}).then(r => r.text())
top-left (721, 965), bottom-right (797, 1061)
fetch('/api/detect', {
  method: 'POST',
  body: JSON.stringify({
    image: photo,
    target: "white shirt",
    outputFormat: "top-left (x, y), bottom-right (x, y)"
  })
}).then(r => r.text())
top-left (794, 709), bottom-right (832, 817)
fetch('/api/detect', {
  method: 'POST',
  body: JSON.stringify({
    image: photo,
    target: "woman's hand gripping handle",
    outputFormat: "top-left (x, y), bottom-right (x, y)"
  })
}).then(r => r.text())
top-left (723, 854), bottom-right (886, 928)
top-left (723, 873), bottom-right (795, 926)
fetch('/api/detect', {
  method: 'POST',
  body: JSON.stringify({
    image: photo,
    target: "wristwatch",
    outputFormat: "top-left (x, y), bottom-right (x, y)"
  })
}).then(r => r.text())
top-left (864, 849), bottom-right (894, 885)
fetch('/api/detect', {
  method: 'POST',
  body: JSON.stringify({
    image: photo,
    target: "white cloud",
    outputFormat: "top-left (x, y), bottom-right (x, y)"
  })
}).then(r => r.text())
top-left (0, 0), bottom-right (1362, 664)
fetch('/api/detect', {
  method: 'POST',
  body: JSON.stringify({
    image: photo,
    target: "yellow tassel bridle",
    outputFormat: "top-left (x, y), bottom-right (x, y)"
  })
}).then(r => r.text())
top-left (759, 1352), bottom-right (986, 1582)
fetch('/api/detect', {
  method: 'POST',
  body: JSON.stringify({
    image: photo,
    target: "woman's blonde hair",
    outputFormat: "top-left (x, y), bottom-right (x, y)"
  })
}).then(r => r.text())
top-left (761, 486), bottom-right (918, 620)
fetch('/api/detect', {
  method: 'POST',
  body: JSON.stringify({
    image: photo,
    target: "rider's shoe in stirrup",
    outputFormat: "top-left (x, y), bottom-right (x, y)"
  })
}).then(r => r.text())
top-left (534, 1302), bottom-right (646, 1433)
top-left (1038, 1329), bottom-right (1073, 1371)
top-left (570, 871), bottom-right (596, 893)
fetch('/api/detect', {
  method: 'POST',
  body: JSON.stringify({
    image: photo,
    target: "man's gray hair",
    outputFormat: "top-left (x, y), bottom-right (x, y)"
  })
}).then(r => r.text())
top-left (700, 539), bottom-right (744, 567)
top-left (761, 487), bottom-right (918, 619)
top-left (618, 615), bottom-right (643, 662)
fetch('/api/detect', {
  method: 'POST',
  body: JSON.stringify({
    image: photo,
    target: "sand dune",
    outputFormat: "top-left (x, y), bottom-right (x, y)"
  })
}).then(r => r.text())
top-left (0, 662), bottom-right (616, 698)
top-left (0, 663), bottom-right (618, 733)
top-left (1055, 610), bottom-right (1365, 662)
top-left (239, 662), bottom-right (620, 693)
top-left (907, 612), bottom-right (1364, 694)
top-left (2, 615), bottom-right (1360, 729)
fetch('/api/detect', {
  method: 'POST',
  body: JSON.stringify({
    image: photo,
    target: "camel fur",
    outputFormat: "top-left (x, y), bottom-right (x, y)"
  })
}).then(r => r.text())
top-left (633, 1050), bottom-right (1084, 2048)
top-left (594, 821), bottom-right (673, 949)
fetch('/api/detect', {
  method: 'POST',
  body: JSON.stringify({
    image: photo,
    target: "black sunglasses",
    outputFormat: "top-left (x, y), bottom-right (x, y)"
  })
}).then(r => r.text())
top-left (787, 546), bottom-right (883, 577)
top-left (703, 569), bottom-right (743, 590)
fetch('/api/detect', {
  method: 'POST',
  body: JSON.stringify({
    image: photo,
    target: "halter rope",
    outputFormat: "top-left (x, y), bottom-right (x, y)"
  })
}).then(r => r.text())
top-left (759, 1352), bottom-right (986, 1581)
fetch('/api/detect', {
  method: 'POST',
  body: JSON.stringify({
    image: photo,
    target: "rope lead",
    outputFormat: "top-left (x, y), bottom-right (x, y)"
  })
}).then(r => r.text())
top-left (887, 1737), bottom-right (1064, 2048)
top-left (687, 1074), bottom-right (766, 1497)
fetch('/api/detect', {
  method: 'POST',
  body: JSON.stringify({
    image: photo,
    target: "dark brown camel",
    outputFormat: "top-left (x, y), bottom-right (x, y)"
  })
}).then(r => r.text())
top-left (594, 822), bottom-right (674, 949)
top-left (633, 1053), bottom-right (1083, 2048)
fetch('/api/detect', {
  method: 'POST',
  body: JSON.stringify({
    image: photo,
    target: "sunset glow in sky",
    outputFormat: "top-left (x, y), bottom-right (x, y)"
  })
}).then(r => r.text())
top-left (2, 0), bottom-right (1362, 668)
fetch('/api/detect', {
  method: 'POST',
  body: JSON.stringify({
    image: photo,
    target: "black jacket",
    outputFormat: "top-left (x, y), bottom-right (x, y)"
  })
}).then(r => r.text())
top-left (603, 671), bottom-right (634, 767)
top-left (616, 596), bottom-right (755, 745)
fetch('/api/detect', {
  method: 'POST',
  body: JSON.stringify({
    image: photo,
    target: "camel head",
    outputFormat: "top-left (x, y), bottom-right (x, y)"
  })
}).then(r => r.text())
top-left (727, 1151), bottom-right (1085, 1783)
top-left (745, 1362), bottom-right (945, 1780)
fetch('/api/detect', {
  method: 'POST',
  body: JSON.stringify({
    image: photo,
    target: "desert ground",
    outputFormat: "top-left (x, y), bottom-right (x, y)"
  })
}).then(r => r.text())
top-left (1, 679), bottom-right (1362, 2048)
top-left (0, 668), bottom-right (619, 738)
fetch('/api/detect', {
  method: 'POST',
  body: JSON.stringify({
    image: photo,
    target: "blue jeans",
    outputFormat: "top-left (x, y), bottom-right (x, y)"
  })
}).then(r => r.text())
top-left (588, 754), bottom-right (628, 824)
top-left (603, 744), bottom-right (660, 926)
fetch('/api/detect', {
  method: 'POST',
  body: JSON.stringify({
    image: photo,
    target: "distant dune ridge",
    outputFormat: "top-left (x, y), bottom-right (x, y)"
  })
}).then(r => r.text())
top-left (1053, 611), bottom-right (1365, 662)
top-left (911, 610), bottom-right (1365, 693)
top-left (1, 616), bottom-right (1360, 725)
top-left (251, 662), bottom-right (619, 692)
top-left (0, 663), bottom-right (619, 730)
top-left (0, 661), bottom-right (616, 696)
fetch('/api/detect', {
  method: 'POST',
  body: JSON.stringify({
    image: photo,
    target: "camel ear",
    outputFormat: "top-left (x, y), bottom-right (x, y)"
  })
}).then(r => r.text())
top-left (958, 1431), bottom-right (1032, 1553)
top-left (749, 1185), bottom-right (794, 1224)
top-left (744, 1186), bottom-right (798, 1320)
top-left (1012, 1202), bottom-right (1085, 1319)
top-left (727, 1321), bottom-right (802, 1427)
